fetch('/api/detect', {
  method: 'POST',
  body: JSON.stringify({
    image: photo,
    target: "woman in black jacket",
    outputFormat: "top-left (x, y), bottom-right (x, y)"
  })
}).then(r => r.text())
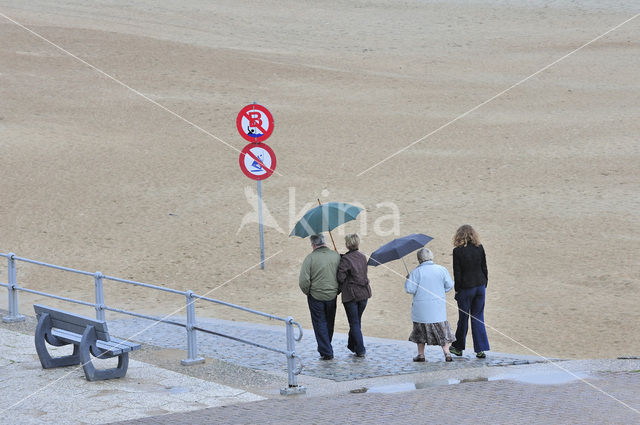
top-left (336, 233), bottom-right (372, 357)
top-left (449, 225), bottom-right (490, 358)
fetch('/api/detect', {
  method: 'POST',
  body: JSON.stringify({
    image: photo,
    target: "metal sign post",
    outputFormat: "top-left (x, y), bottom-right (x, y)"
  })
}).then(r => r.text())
top-left (237, 103), bottom-right (276, 270)
top-left (257, 180), bottom-right (265, 269)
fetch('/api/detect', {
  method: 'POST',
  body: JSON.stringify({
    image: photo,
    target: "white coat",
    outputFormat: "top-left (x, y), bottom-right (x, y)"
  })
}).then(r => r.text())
top-left (404, 261), bottom-right (454, 324)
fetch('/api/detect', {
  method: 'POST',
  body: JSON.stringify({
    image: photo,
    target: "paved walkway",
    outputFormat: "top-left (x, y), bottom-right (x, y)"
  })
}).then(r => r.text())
top-left (107, 316), bottom-right (640, 424)
top-left (2, 312), bottom-right (639, 424)
top-left (109, 317), bottom-right (553, 382)
top-left (0, 327), bottom-right (263, 424)
top-left (113, 371), bottom-right (640, 424)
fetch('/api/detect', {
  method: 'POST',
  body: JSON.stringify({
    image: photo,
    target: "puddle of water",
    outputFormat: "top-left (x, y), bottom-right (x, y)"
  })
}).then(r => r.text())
top-left (351, 371), bottom-right (590, 394)
top-left (360, 379), bottom-right (461, 394)
top-left (415, 378), bottom-right (466, 389)
top-left (365, 383), bottom-right (418, 394)
top-left (166, 386), bottom-right (190, 394)
top-left (461, 377), bottom-right (490, 383)
top-left (491, 371), bottom-right (591, 385)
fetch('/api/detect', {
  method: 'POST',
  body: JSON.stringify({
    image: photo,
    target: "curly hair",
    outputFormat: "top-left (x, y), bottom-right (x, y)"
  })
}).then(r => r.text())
top-left (453, 224), bottom-right (481, 247)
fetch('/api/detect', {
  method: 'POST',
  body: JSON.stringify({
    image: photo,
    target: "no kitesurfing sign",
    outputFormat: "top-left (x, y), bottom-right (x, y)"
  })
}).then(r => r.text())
top-left (236, 103), bottom-right (276, 270)
top-left (236, 103), bottom-right (274, 143)
top-left (238, 143), bottom-right (277, 181)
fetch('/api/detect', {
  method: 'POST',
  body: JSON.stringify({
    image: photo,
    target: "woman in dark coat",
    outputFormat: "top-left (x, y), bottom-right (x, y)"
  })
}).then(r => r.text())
top-left (449, 225), bottom-right (490, 358)
top-left (336, 233), bottom-right (372, 357)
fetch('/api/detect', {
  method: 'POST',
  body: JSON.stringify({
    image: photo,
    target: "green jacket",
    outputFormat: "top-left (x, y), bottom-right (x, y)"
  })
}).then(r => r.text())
top-left (299, 246), bottom-right (341, 301)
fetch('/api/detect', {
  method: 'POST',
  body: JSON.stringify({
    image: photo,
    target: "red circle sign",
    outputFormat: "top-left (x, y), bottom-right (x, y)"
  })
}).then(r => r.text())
top-left (239, 143), bottom-right (277, 180)
top-left (236, 104), bottom-right (274, 143)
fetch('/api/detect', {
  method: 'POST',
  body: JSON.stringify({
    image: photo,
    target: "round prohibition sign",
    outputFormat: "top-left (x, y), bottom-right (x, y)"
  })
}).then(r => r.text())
top-left (239, 143), bottom-right (277, 180)
top-left (236, 104), bottom-right (274, 143)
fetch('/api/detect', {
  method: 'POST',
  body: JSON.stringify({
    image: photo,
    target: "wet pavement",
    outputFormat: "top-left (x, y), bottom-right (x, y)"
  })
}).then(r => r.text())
top-left (351, 370), bottom-right (593, 394)
top-left (109, 316), bottom-right (556, 382)
top-left (113, 370), bottom-right (640, 424)
top-left (3, 311), bottom-right (640, 424)
top-left (0, 326), bottom-right (264, 424)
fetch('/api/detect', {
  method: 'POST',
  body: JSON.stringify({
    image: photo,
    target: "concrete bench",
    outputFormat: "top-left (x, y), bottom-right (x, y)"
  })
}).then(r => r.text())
top-left (33, 304), bottom-right (141, 381)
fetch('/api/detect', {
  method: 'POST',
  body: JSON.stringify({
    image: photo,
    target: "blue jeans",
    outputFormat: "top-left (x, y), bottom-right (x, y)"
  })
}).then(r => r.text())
top-left (343, 299), bottom-right (367, 355)
top-left (307, 295), bottom-right (337, 357)
top-left (452, 285), bottom-right (490, 353)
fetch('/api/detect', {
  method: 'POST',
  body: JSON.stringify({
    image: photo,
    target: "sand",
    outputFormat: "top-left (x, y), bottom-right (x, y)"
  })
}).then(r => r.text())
top-left (0, 0), bottom-right (638, 360)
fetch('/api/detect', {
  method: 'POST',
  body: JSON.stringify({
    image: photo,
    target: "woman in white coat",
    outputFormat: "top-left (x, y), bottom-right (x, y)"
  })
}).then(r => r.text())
top-left (405, 248), bottom-right (456, 362)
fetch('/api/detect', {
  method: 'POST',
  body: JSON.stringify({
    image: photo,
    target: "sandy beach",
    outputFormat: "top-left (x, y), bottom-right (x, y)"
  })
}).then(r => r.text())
top-left (0, 0), bottom-right (638, 360)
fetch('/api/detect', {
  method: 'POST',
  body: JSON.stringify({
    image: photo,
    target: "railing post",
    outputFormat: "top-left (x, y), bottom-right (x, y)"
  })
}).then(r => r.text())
top-left (94, 271), bottom-right (106, 321)
top-left (280, 316), bottom-right (306, 395)
top-left (3, 253), bottom-right (25, 323)
top-left (181, 290), bottom-right (205, 365)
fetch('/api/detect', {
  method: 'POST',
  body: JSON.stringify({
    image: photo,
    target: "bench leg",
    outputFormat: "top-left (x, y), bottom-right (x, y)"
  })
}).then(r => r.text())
top-left (79, 326), bottom-right (130, 381)
top-left (34, 312), bottom-right (80, 369)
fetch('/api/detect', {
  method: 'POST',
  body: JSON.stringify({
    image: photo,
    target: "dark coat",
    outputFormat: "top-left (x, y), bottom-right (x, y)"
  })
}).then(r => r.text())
top-left (452, 244), bottom-right (488, 292)
top-left (336, 250), bottom-right (372, 303)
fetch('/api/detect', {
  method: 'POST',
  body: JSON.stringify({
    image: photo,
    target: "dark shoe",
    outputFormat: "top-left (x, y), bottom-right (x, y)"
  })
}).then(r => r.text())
top-left (445, 354), bottom-right (453, 362)
top-left (321, 355), bottom-right (334, 360)
top-left (450, 346), bottom-right (463, 356)
top-left (413, 355), bottom-right (425, 362)
top-left (355, 353), bottom-right (366, 358)
top-left (476, 351), bottom-right (486, 359)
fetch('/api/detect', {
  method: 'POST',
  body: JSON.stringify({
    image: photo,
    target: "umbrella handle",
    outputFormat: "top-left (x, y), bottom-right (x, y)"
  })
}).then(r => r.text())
top-left (317, 198), bottom-right (338, 251)
top-left (401, 257), bottom-right (409, 275)
top-left (328, 230), bottom-right (338, 251)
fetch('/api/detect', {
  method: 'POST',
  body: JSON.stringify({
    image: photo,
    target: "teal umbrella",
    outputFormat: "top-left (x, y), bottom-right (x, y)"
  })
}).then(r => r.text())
top-left (289, 200), bottom-right (363, 250)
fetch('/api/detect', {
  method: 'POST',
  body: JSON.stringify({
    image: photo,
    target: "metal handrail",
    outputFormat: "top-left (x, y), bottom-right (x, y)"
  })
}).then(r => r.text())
top-left (194, 294), bottom-right (287, 322)
top-left (10, 255), bottom-right (96, 276)
top-left (102, 306), bottom-right (186, 326)
top-left (14, 288), bottom-right (96, 308)
top-left (0, 252), bottom-right (305, 390)
top-left (194, 325), bottom-right (288, 355)
top-left (194, 325), bottom-right (304, 376)
top-left (195, 294), bottom-right (304, 341)
top-left (103, 275), bottom-right (187, 295)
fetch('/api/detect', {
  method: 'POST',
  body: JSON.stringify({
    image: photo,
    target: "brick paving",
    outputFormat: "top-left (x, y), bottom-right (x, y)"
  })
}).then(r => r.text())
top-left (110, 317), bottom-right (552, 381)
top-left (3, 311), bottom-right (640, 424)
top-left (112, 371), bottom-right (640, 424)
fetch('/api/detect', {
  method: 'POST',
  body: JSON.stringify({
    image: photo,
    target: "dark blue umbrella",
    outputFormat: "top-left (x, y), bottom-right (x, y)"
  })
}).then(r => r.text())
top-left (367, 233), bottom-right (433, 273)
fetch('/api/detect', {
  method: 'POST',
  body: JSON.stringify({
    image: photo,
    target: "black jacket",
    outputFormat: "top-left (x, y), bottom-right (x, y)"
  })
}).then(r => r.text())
top-left (452, 244), bottom-right (488, 292)
top-left (336, 250), bottom-right (372, 303)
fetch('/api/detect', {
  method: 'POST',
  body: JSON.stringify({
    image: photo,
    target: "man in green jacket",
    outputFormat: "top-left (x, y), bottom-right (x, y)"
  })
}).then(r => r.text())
top-left (299, 234), bottom-right (341, 360)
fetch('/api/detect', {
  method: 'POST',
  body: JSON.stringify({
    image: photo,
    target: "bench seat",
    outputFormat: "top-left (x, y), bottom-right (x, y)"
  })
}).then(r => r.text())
top-left (51, 328), bottom-right (141, 357)
top-left (34, 304), bottom-right (141, 381)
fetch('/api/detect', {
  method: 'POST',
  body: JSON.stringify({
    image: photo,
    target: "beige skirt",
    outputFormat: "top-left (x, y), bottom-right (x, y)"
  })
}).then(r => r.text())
top-left (409, 321), bottom-right (456, 346)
